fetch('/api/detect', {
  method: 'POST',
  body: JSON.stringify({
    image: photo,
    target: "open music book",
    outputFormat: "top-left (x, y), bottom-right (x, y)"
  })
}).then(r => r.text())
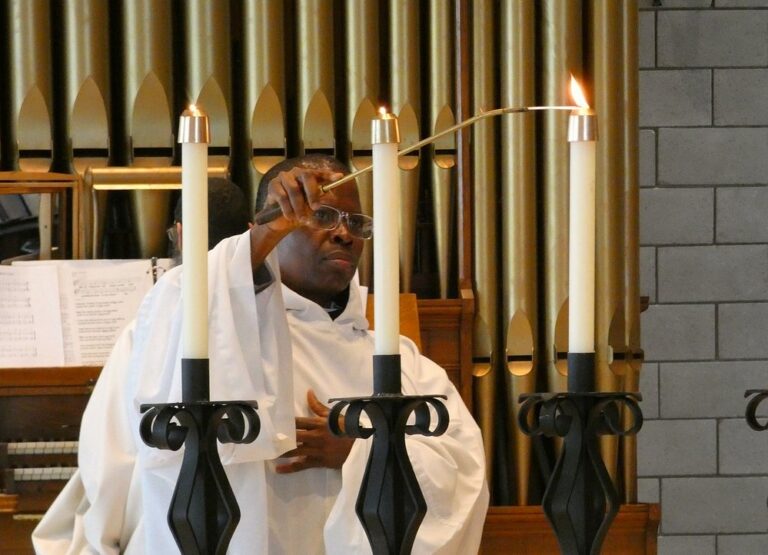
top-left (0, 259), bottom-right (173, 368)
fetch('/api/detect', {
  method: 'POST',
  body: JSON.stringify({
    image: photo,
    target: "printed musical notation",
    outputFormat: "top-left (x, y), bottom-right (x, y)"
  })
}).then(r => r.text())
top-left (64, 261), bottom-right (154, 365)
top-left (3, 259), bottom-right (172, 368)
top-left (0, 265), bottom-right (65, 367)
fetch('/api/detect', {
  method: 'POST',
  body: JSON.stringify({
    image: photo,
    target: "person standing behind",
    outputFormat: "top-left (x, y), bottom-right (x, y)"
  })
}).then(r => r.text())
top-left (168, 176), bottom-right (252, 263)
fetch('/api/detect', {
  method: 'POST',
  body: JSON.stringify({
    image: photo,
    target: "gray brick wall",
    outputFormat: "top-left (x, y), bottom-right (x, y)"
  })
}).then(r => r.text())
top-left (638, 4), bottom-right (768, 553)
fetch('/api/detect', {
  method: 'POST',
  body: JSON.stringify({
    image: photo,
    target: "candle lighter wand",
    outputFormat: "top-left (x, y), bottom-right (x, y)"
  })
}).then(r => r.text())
top-left (253, 105), bottom-right (577, 225)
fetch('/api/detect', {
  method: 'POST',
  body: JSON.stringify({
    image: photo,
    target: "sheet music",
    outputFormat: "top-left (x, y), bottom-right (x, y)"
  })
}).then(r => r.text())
top-left (59, 261), bottom-right (154, 365)
top-left (15, 259), bottom-right (158, 366)
top-left (0, 265), bottom-right (64, 367)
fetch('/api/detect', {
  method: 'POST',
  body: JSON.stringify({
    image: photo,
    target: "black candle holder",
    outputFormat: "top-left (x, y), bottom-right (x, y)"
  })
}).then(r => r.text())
top-left (745, 389), bottom-right (768, 431)
top-left (139, 358), bottom-right (260, 555)
top-left (329, 354), bottom-right (449, 554)
top-left (519, 353), bottom-right (643, 555)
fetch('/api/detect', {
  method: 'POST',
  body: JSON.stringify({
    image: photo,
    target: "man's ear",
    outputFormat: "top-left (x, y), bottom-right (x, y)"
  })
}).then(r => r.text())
top-left (176, 222), bottom-right (183, 249)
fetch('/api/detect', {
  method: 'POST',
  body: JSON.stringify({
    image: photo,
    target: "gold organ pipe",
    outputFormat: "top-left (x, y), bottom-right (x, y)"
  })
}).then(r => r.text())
top-left (245, 0), bottom-right (287, 212)
top-left (621, 0), bottom-right (641, 503)
top-left (390, 0), bottom-right (421, 294)
top-left (501, 0), bottom-right (537, 505)
top-left (3, 0), bottom-right (52, 171)
top-left (428, 0), bottom-right (456, 300)
top-left (346, 0), bottom-right (380, 288)
top-left (0, 0), bottom-right (648, 509)
top-left (57, 0), bottom-right (110, 257)
top-left (541, 0), bottom-right (582, 398)
top-left (591, 0), bottom-right (626, 485)
top-left (123, 0), bottom-right (174, 259)
top-left (62, 0), bottom-right (110, 164)
top-left (296, 0), bottom-right (335, 151)
top-left (183, 0), bottom-right (230, 155)
top-left (471, 0), bottom-right (500, 494)
top-left (123, 0), bottom-right (173, 154)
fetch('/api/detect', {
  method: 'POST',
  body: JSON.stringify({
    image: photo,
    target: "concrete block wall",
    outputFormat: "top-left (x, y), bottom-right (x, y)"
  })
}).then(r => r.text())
top-left (638, 2), bottom-right (768, 553)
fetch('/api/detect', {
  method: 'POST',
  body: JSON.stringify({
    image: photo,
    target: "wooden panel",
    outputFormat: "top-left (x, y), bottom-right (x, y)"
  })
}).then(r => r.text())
top-left (419, 295), bottom-right (474, 410)
top-left (0, 515), bottom-right (36, 555)
top-left (0, 366), bottom-right (96, 553)
top-left (8, 481), bottom-right (68, 514)
top-left (480, 504), bottom-right (660, 554)
top-left (0, 171), bottom-right (82, 258)
top-left (0, 367), bottom-right (99, 389)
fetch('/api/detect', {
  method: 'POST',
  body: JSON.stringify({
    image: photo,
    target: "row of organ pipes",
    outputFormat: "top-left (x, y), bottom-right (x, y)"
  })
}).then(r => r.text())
top-left (0, 0), bottom-right (641, 505)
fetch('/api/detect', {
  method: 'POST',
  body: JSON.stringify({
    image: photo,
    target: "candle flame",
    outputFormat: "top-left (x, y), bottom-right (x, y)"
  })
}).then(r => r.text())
top-left (569, 75), bottom-right (589, 109)
top-left (189, 103), bottom-right (197, 112)
top-left (378, 106), bottom-right (388, 116)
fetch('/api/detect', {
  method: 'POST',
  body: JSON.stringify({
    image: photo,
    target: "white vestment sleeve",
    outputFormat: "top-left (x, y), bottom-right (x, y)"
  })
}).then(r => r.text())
top-left (34, 231), bottom-right (297, 554)
top-left (33, 322), bottom-right (139, 554)
top-left (323, 340), bottom-right (489, 554)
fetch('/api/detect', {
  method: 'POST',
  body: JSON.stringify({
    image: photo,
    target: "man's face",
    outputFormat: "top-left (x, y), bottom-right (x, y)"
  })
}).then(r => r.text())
top-left (276, 178), bottom-right (364, 307)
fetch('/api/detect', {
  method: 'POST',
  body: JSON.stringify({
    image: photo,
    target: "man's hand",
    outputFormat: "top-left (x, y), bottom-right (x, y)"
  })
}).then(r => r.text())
top-left (250, 167), bottom-right (343, 270)
top-left (275, 390), bottom-right (354, 474)
top-left (264, 167), bottom-right (343, 233)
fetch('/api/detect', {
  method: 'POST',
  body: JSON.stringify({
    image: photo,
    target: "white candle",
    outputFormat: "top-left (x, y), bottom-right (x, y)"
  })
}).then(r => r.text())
top-left (372, 109), bottom-right (401, 355)
top-left (567, 78), bottom-right (598, 354)
top-left (179, 105), bottom-right (210, 359)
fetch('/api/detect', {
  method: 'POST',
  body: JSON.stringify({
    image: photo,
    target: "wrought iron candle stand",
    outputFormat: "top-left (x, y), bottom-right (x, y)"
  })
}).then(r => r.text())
top-left (137, 106), bottom-right (262, 554)
top-left (140, 359), bottom-right (260, 554)
top-left (519, 354), bottom-right (643, 555)
top-left (329, 354), bottom-right (449, 554)
top-left (745, 389), bottom-right (768, 431)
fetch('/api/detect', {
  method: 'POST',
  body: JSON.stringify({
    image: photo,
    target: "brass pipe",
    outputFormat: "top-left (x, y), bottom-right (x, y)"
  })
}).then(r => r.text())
top-left (55, 0), bottom-right (110, 255)
top-left (501, 0), bottom-right (537, 506)
top-left (122, 0), bottom-right (174, 259)
top-left (390, 0), bottom-right (420, 293)
top-left (183, 0), bottom-right (230, 153)
top-left (3, 0), bottom-right (52, 171)
top-left (621, 0), bottom-right (641, 503)
top-left (245, 0), bottom-right (287, 213)
top-left (296, 0), bottom-right (334, 151)
top-left (471, 0), bottom-right (499, 495)
top-left (63, 0), bottom-right (110, 153)
top-left (541, 1), bottom-right (582, 400)
top-left (591, 0), bottom-right (625, 485)
top-left (428, 0), bottom-right (456, 299)
top-left (346, 0), bottom-right (380, 288)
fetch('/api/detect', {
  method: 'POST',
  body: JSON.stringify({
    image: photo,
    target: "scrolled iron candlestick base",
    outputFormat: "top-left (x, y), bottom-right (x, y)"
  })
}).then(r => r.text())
top-left (745, 389), bottom-right (768, 431)
top-left (518, 390), bottom-right (643, 555)
top-left (139, 398), bottom-right (260, 555)
top-left (328, 392), bottom-right (449, 554)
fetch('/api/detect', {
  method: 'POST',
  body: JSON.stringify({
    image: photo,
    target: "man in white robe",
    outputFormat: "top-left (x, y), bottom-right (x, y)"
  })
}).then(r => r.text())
top-left (33, 155), bottom-right (489, 554)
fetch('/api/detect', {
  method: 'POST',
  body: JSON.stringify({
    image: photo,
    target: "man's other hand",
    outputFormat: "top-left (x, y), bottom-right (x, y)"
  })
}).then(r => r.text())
top-left (275, 389), bottom-right (354, 474)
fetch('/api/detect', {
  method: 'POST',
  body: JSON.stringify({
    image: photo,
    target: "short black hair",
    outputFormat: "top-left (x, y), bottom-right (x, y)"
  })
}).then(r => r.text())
top-left (254, 154), bottom-right (351, 211)
top-left (174, 177), bottom-right (250, 249)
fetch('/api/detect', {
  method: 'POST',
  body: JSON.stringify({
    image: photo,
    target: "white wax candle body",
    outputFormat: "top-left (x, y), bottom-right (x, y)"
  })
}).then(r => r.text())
top-left (372, 141), bottom-right (401, 355)
top-left (568, 139), bottom-right (596, 353)
top-left (181, 142), bottom-right (209, 359)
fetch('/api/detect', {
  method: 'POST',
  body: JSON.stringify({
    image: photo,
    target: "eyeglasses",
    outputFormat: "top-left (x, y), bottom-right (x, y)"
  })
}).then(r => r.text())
top-left (307, 205), bottom-right (373, 240)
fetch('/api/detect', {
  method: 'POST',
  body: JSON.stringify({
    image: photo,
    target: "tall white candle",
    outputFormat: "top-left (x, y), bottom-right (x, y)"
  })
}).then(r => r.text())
top-left (179, 105), bottom-right (210, 359)
top-left (567, 78), bottom-right (598, 354)
top-left (372, 110), bottom-right (401, 355)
